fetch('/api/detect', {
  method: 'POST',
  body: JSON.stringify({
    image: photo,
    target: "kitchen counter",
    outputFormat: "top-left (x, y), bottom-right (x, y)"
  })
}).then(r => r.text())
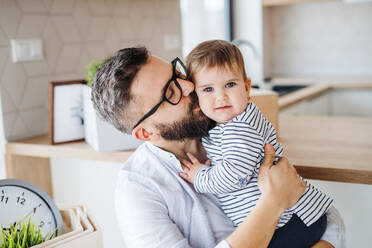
top-left (5, 79), bottom-right (372, 196)
top-left (7, 114), bottom-right (372, 186)
top-left (279, 115), bottom-right (372, 184)
top-left (272, 77), bottom-right (372, 110)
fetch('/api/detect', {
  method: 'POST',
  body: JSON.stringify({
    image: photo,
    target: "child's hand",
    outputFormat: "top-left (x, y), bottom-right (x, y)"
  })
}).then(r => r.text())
top-left (179, 153), bottom-right (211, 184)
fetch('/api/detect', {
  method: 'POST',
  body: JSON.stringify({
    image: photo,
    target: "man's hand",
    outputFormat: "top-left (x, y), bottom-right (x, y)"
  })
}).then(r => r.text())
top-left (179, 153), bottom-right (211, 184)
top-left (258, 144), bottom-right (306, 212)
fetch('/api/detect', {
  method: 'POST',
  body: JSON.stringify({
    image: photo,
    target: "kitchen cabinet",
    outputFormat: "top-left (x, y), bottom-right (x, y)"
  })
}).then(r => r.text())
top-left (280, 92), bottom-right (329, 116)
top-left (329, 89), bottom-right (372, 117)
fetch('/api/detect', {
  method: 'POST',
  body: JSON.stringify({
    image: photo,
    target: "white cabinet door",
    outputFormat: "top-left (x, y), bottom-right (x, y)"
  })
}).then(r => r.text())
top-left (330, 90), bottom-right (372, 117)
top-left (280, 92), bottom-right (329, 116)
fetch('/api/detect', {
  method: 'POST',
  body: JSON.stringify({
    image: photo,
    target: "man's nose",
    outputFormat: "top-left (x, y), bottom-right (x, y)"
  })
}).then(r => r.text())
top-left (179, 79), bottom-right (194, 96)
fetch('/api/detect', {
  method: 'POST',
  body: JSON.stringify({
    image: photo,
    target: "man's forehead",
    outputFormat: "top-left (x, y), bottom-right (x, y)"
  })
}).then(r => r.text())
top-left (131, 55), bottom-right (171, 96)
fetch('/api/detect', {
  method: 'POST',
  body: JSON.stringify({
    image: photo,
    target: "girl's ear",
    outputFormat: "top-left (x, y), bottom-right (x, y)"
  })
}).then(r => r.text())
top-left (245, 77), bottom-right (252, 94)
top-left (132, 126), bottom-right (153, 141)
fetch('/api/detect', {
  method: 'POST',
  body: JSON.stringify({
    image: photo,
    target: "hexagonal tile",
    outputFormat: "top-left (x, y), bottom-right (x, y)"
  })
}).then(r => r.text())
top-left (113, 17), bottom-right (137, 41)
top-left (2, 112), bottom-right (17, 139)
top-left (8, 114), bottom-right (30, 140)
top-left (86, 43), bottom-right (108, 61)
top-left (105, 19), bottom-right (122, 52)
top-left (73, 0), bottom-right (91, 40)
top-left (88, 0), bottom-right (110, 16)
top-left (55, 44), bottom-right (82, 74)
top-left (0, 86), bottom-right (17, 114)
top-left (43, 0), bottom-right (53, 11)
top-left (50, 0), bottom-right (76, 14)
top-left (0, 0), bottom-right (22, 38)
top-left (1, 58), bottom-right (27, 106)
top-left (86, 17), bottom-right (110, 42)
top-left (137, 17), bottom-right (158, 41)
top-left (22, 61), bottom-right (49, 77)
top-left (19, 107), bottom-right (48, 136)
top-left (155, 0), bottom-right (181, 19)
top-left (16, 0), bottom-right (48, 13)
top-left (20, 76), bottom-right (49, 109)
top-left (42, 20), bottom-right (63, 73)
top-left (112, 0), bottom-right (131, 16)
top-left (129, 0), bottom-right (156, 18)
top-left (77, 46), bottom-right (92, 79)
top-left (0, 27), bottom-right (8, 46)
top-left (52, 16), bottom-right (82, 43)
top-left (50, 73), bottom-right (81, 82)
top-left (16, 15), bottom-right (48, 39)
top-left (0, 47), bottom-right (9, 76)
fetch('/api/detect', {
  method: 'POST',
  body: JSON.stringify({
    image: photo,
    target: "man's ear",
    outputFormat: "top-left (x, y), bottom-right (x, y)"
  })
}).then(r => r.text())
top-left (245, 77), bottom-right (252, 94)
top-left (132, 126), bottom-right (153, 141)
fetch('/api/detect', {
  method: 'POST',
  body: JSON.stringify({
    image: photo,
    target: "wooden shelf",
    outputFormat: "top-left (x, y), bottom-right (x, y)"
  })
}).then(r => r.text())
top-left (6, 134), bottom-right (134, 163)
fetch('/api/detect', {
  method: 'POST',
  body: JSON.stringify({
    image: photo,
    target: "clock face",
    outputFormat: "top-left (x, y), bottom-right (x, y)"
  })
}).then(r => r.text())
top-left (0, 179), bottom-right (62, 237)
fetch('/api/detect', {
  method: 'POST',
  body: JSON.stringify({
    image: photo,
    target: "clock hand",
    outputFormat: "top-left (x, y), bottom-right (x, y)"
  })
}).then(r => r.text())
top-left (12, 203), bottom-right (42, 226)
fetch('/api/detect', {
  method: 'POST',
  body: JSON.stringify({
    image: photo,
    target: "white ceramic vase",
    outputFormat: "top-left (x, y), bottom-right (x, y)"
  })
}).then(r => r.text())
top-left (83, 85), bottom-right (142, 152)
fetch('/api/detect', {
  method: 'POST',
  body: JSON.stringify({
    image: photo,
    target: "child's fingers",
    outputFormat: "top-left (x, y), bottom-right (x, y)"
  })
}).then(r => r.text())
top-left (186, 153), bottom-right (200, 164)
top-left (179, 172), bottom-right (191, 183)
top-left (181, 159), bottom-right (191, 168)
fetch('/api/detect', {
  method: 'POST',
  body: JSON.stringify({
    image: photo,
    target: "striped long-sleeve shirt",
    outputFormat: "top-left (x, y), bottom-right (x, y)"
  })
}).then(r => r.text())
top-left (195, 102), bottom-right (333, 227)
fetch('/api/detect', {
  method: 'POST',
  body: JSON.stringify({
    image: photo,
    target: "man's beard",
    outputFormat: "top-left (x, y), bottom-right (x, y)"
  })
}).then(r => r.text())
top-left (155, 93), bottom-right (215, 141)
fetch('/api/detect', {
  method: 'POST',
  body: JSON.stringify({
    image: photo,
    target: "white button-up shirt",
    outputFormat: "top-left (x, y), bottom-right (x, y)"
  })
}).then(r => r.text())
top-left (115, 142), bottom-right (345, 248)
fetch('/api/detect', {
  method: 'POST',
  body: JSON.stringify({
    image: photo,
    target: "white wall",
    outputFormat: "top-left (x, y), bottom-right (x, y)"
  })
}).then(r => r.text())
top-left (50, 158), bottom-right (126, 248)
top-left (309, 179), bottom-right (372, 247)
top-left (263, 1), bottom-right (372, 78)
top-left (50, 157), bottom-right (372, 247)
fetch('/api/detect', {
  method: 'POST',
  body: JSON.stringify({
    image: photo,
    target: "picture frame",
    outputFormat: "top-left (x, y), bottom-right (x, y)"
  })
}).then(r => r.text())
top-left (49, 80), bottom-right (86, 145)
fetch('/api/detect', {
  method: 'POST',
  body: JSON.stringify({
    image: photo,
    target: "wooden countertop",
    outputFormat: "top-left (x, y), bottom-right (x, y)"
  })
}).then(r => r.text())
top-left (279, 115), bottom-right (372, 184)
top-left (6, 115), bottom-right (372, 185)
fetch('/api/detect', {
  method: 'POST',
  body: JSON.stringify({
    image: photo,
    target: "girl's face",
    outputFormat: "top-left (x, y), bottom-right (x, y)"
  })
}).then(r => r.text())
top-left (193, 65), bottom-right (251, 124)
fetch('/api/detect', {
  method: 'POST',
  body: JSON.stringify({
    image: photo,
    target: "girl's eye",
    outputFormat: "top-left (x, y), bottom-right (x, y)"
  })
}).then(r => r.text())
top-left (226, 82), bottom-right (236, 88)
top-left (203, 87), bottom-right (213, 92)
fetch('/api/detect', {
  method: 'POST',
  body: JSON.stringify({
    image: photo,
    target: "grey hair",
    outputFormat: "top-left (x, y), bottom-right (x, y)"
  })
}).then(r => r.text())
top-left (91, 47), bottom-right (149, 134)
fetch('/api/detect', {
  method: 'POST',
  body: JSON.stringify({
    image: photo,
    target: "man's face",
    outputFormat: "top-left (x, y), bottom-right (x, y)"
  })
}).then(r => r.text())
top-left (131, 56), bottom-right (213, 140)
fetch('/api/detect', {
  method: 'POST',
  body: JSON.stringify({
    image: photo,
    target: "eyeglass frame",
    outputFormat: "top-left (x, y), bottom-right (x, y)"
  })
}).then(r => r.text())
top-left (132, 57), bottom-right (187, 130)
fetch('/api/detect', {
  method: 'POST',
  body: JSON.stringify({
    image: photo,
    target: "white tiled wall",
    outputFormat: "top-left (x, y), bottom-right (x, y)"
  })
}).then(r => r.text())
top-left (263, 1), bottom-right (372, 78)
top-left (0, 0), bottom-right (182, 141)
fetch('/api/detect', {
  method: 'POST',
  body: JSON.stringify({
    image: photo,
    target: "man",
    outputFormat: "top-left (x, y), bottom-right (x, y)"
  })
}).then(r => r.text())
top-left (92, 47), bottom-right (345, 248)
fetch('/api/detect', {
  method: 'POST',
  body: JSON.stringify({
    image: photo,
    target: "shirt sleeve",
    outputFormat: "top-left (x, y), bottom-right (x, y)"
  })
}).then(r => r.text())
top-left (194, 122), bottom-right (264, 194)
top-left (321, 206), bottom-right (346, 248)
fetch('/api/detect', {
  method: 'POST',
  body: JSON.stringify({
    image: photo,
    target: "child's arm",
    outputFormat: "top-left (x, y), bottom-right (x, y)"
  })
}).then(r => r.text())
top-left (181, 110), bottom-right (283, 195)
top-left (179, 154), bottom-right (211, 184)
top-left (192, 122), bottom-right (263, 194)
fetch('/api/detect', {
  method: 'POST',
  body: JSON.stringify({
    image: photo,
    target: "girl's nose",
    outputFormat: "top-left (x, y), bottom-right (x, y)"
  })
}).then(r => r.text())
top-left (178, 79), bottom-right (195, 96)
top-left (216, 90), bottom-right (227, 102)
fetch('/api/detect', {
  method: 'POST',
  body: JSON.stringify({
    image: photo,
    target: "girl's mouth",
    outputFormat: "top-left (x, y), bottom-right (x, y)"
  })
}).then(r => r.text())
top-left (215, 106), bottom-right (231, 110)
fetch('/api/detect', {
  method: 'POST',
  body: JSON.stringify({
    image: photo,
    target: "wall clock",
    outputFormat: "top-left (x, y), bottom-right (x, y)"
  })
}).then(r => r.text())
top-left (0, 179), bottom-right (63, 236)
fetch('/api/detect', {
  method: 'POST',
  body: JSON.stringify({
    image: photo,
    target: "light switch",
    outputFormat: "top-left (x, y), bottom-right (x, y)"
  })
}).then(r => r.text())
top-left (11, 39), bottom-right (44, 63)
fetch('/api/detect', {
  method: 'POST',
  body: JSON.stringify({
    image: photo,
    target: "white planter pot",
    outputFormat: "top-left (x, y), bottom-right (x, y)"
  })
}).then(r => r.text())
top-left (83, 85), bottom-right (142, 152)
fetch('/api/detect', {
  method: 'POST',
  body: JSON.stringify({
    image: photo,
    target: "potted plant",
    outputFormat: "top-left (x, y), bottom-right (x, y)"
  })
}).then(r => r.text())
top-left (83, 58), bottom-right (142, 152)
top-left (0, 219), bottom-right (55, 247)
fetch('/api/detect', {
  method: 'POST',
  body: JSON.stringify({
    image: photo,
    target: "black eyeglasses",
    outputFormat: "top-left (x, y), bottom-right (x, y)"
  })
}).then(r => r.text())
top-left (132, 57), bottom-right (187, 130)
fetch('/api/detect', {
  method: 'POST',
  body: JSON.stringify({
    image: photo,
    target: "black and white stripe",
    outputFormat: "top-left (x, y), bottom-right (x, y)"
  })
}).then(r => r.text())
top-left (195, 102), bottom-right (333, 227)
